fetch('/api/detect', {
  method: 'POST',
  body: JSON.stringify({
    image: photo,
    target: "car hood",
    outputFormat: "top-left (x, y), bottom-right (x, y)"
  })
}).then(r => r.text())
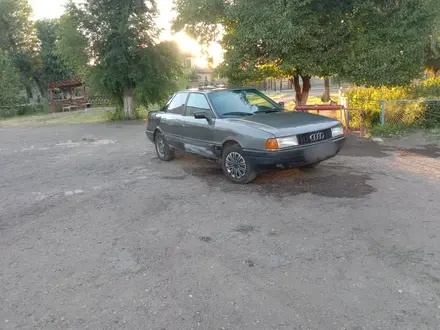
top-left (228, 111), bottom-right (341, 137)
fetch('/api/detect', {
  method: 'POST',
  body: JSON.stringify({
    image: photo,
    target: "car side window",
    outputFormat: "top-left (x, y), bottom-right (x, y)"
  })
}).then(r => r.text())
top-left (165, 93), bottom-right (188, 115)
top-left (185, 93), bottom-right (215, 118)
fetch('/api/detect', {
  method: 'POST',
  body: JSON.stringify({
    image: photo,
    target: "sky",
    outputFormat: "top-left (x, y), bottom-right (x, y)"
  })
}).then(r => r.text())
top-left (28, 0), bottom-right (221, 67)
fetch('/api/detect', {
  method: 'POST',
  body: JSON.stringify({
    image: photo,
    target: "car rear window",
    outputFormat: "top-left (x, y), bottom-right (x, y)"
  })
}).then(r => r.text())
top-left (185, 93), bottom-right (215, 118)
top-left (166, 93), bottom-right (188, 115)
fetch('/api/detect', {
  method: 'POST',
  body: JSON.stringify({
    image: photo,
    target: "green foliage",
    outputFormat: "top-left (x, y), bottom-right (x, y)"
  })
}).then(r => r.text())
top-left (341, 0), bottom-right (434, 86)
top-left (426, 5), bottom-right (440, 75)
top-left (55, 13), bottom-right (89, 80)
top-left (174, 0), bottom-right (438, 88)
top-left (35, 19), bottom-right (73, 84)
top-left (0, 50), bottom-right (21, 112)
top-left (346, 79), bottom-right (440, 130)
top-left (0, 0), bottom-right (36, 53)
top-left (65, 0), bottom-right (183, 119)
top-left (412, 77), bottom-right (440, 98)
top-left (370, 123), bottom-right (416, 137)
top-left (0, 0), bottom-right (44, 97)
top-left (106, 107), bottom-right (125, 121)
top-left (133, 41), bottom-right (183, 107)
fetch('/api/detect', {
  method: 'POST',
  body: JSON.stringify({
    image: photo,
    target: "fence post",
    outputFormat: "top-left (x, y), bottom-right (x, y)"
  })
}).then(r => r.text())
top-left (381, 101), bottom-right (385, 126)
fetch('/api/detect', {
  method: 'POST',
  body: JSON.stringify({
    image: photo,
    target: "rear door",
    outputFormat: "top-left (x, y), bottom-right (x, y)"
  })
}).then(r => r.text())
top-left (159, 92), bottom-right (188, 149)
top-left (180, 93), bottom-right (217, 158)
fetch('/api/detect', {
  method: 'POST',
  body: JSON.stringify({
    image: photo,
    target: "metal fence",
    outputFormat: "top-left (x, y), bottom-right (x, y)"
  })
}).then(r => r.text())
top-left (87, 96), bottom-right (113, 107)
top-left (342, 97), bottom-right (440, 131)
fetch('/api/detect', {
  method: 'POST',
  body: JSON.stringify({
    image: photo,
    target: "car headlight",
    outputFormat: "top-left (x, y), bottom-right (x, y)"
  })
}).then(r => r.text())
top-left (276, 136), bottom-right (299, 148)
top-left (331, 125), bottom-right (344, 137)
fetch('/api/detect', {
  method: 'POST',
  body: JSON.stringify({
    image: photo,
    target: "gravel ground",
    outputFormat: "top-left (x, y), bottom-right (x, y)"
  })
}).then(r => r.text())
top-left (1, 122), bottom-right (439, 330)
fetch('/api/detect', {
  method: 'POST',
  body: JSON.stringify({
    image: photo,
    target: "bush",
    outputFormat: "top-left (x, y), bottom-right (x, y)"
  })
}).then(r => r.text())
top-left (345, 86), bottom-right (412, 128)
top-left (412, 77), bottom-right (440, 98)
top-left (135, 105), bottom-right (149, 119)
top-left (346, 79), bottom-right (440, 130)
top-left (105, 107), bottom-right (125, 121)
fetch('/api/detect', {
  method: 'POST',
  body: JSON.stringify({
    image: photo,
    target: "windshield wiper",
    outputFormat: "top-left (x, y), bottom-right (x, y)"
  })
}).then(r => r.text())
top-left (222, 112), bottom-right (253, 117)
top-left (254, 109), bottom-right (281, 114)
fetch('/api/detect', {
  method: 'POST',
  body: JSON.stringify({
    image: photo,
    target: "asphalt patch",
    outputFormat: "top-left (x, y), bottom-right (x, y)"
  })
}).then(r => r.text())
top-left (185, 163), bottom-right (376, 199)
top-left (199, 236), bottom-right (213, 243)
top-left (161, 175), bottom-right (188, 180)
top-left (339, 134), bottom-right (393, 158)
top-left (402, 145), bottom-right (440, 159)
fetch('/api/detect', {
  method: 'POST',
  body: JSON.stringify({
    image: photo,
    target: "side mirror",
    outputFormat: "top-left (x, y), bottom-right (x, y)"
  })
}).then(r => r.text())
top-left (194, 111), bottom-right (213, 124)
top-left (278, 101), bottom-right (285, 108)
top-left (194, 111), bottom-right (207, 119)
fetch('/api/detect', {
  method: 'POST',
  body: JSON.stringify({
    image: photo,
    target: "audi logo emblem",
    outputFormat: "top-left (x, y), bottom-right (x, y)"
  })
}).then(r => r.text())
top-left (309, 132), bottom-right (325, 142)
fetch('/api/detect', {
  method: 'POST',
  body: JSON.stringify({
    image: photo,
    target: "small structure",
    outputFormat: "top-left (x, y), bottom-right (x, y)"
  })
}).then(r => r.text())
top-left (48, 78), bottom-right (87, 113)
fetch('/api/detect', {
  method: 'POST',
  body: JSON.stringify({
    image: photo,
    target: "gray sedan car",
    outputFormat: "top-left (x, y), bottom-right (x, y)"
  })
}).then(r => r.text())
top-left (146, 88), bottom-right (345, 183)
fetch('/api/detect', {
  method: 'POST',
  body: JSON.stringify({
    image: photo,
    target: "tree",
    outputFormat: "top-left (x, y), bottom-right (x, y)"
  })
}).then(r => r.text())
top-left (0, 50), bottom-right (21, 116)
top-left (174, 0), bottom-right (437, 104)
top-left (35, 19), bottom-right (73, 85)
top-left (426, 9), bottom-right (440, 77)
top-left (65, 0), bottom-right (183, 119)
top-left (0, 0), bottom-right (42, 98)
top-left (340, 0), bottom-right (435, 86)
top-left (56, 13), bottom-right (90, 81)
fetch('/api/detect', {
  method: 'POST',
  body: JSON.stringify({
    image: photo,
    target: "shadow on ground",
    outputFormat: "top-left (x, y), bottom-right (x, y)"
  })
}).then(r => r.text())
top-left (179, 158), bottom-right (375, 199)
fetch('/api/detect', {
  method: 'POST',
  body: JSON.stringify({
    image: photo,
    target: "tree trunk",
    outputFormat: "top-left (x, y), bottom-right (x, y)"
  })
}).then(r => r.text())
top-left (123, 87), bottom-right (136, 119)
top-left (293, 75), bottom-right (311, 105)
top-left (301, 76), bottom-right (311, 104)
top-left (321, 77), bottom-right (331, 102)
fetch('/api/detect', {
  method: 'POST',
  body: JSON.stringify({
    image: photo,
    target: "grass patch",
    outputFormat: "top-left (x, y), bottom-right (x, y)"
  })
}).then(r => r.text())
top-left (0, 107), bottom-right (114, 127)
top-left (370, 124), bottom-right (416, 137)
top-left (425, 127), bottom-right (440, 142)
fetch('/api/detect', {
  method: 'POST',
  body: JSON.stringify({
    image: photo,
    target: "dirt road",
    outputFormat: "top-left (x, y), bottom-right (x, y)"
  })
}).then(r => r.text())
top-left (1, 123), bottom-right (439, 330)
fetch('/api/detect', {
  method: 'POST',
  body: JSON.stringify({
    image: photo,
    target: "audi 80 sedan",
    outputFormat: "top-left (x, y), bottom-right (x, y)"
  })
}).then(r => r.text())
top-left (146, 88), bottom-right (345, 184)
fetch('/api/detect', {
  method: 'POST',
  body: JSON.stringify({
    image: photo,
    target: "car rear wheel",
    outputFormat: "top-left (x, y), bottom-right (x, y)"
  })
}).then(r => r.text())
top-left (155, 132), bottom-right (175, 161)
top-left (222, 144), bottom-right (257, 184)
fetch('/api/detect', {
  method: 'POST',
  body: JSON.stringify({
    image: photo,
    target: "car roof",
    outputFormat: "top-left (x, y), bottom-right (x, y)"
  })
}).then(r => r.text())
top-left (179, 87), bottom-right (256, 95)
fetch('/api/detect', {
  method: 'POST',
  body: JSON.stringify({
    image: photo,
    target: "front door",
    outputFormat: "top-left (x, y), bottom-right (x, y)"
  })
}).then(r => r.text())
top-left (181, 93), bottom-right (216, 158)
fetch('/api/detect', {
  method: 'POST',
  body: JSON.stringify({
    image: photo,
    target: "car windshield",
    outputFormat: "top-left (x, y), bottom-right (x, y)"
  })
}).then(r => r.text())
top-left (208, 89), bottom-right (281, 117)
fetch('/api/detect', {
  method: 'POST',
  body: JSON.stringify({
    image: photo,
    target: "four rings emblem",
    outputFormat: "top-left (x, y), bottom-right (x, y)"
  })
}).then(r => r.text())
top-left (309, 132), bottom-right (325, 142)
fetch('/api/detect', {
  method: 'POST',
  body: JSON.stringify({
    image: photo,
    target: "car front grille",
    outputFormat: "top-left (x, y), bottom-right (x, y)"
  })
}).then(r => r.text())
top-left (297, 128), bottom-right (332, 145)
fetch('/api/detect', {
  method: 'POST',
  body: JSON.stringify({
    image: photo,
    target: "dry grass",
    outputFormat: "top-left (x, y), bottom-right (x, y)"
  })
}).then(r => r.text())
top-left (0, 107), bottom-right (114, 127)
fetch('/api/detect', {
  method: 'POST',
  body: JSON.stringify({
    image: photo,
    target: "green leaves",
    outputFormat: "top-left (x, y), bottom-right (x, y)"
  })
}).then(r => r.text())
top-left (61, 0), bottom-right (183, 115)
top-left (174, 0), bottom-right (439, 87)
top-left (0, 50), bottom-right (21, 116)
top-left (35, 19), bottom-right (73, 85)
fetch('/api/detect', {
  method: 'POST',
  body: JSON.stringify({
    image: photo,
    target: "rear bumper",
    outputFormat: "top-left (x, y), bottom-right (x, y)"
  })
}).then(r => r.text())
top-left (146, 130), bottom-right (154, 143)
top-left (244, 136), bottom-right (345, 167)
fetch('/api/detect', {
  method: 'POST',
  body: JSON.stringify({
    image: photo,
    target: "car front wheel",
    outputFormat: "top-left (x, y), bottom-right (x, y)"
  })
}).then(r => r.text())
top-left (155, 132), bottom-right (175, 161)
top-left (222, 144), bottom-right (257, 184)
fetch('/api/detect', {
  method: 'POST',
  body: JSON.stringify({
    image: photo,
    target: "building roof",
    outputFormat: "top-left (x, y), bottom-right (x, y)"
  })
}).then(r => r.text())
top-left (48, 77), bottom-right (82, 89)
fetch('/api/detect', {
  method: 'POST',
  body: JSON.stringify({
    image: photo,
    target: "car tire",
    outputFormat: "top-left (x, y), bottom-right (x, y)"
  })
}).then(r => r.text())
top-left (300, 161), bottom-right (321, 170)
top-left (222, 144), bottom-right (257, 184)
top-left (155, 132), bottom-right (175, 161)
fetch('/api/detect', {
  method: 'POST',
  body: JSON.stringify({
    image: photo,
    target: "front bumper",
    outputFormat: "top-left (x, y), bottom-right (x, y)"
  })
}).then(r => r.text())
top-left (244, 136), bottom-right (345, 167)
